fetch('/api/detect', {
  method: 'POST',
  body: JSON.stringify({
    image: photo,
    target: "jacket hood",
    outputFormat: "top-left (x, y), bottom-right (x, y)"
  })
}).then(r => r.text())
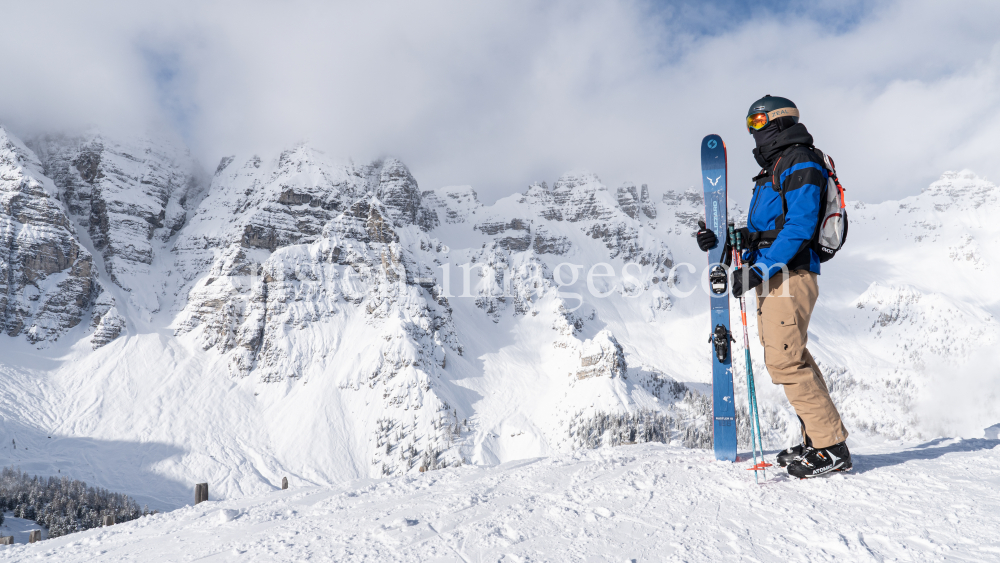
top-left (752, 122), bottom-right (814, 168)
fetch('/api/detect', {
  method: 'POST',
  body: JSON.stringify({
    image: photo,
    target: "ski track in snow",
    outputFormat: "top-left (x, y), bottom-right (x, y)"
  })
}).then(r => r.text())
top-left (2, 440), bottom-right (998, 562)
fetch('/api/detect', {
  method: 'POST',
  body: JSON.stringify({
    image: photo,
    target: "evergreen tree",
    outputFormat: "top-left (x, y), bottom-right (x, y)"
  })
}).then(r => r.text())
top-left (0, 466), bottom-right (146, 539)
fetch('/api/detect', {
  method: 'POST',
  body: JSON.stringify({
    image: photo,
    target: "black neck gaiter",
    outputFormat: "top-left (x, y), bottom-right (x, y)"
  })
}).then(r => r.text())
top-left (752, 124), bottom-right (781, 168)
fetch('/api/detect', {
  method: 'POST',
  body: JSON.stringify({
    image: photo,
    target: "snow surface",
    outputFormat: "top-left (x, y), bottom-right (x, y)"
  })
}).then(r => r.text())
top-left (1, 515), bottom-right (48, 545)
top-left (2, 439), bottom-right (998, 561)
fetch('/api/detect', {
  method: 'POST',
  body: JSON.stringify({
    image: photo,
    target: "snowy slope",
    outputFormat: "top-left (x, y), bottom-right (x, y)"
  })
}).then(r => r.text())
top-left (2, 439), bottom-right (999, 561)
top-left (1, 125), bottom-right (998, 515)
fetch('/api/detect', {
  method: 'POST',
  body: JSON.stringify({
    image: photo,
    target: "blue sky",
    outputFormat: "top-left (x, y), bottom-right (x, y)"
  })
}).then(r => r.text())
top-left (1, 0), bottom-right (999, 206)
top-left (143, 49), bottom-right (196, 148)
top-left (645, 0), bottom-right (875, 37)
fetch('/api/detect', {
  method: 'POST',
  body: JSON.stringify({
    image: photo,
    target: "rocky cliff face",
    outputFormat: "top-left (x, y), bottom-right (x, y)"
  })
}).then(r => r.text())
top-left (172, 150), bottom-right (450, 366)
top-left (617, 182), bottom-right (656, 220)
top-left (166, 149), bottom-right (471, 474)
top-left (16, 130), bottom-right (203, 347)
top-left (0, 128), bottom-right (105, 345)
top-left (30, 132), bottom-right (201, 300)
top-left (576, 329), bottom-right (628, 380)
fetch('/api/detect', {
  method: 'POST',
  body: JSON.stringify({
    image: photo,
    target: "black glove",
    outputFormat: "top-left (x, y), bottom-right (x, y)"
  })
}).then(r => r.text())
top-left (731, 264), bottom-right (763, 298)
top-left (696, 220), bottom-right (718, 251)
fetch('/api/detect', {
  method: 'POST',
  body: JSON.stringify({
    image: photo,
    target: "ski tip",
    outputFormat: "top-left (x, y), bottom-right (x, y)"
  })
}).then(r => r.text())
top-left (701, 134), bottom-right (727, 165)
top-left (701, 134), bottom-right (724, 150)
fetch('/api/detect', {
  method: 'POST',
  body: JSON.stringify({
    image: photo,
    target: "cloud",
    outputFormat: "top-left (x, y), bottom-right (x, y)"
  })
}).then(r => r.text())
top-left (0, 0), bottom-right (998, 206)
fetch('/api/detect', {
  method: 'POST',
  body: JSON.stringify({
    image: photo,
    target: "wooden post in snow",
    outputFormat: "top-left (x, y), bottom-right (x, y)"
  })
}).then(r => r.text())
top-left (0, 536), bottom-right (13, 545)
top-left (28, 530), bottom-right (42, 543)
top-left (281, 477), bottom-right (288, 490)
top-left (195, 483), bottom-right (209, 504)
top-left (102, 515), bottom-right (115, 526)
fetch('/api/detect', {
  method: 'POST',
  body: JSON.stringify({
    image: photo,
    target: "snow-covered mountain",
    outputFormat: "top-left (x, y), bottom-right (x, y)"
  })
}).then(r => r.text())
top-left (1, 126), bottom-right (997, 509)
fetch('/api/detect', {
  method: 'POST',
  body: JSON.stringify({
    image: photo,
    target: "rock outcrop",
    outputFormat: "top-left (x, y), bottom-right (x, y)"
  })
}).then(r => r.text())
top-left (0, 128), bottom-right (102, 344)
top-left (617, 182), bottom-right (656, 220)
top-left (170, 147), bottom-right (467, 476)
top-left (420, 186), bottom-right (481, 225)
top-left (30, 132), bottom-right (200, 297)
top-left (172, 149), bottom-right (448, 361)
top-left (576, 330), bottom-right (628, 380)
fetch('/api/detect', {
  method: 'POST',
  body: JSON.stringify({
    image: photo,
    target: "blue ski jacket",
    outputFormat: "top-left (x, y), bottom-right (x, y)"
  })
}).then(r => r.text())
top-left (745, 123), bottom-right (825, 277)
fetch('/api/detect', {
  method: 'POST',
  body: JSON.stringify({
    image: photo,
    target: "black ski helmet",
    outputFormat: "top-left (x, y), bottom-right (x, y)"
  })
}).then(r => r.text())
top-left (746, 95), bottom-right (799, 133)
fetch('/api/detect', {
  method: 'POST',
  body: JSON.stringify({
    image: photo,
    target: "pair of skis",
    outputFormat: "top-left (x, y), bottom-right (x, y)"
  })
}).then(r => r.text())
top-left (701, 135), bottom-right (770, 482)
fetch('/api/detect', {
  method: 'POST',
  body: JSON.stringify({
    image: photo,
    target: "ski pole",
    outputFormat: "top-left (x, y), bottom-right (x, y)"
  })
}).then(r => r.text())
top-left (740, 230), bottom-right (770, 481)
top-left (737, 230), bottom-right (769, 481)
top-left (728, 225), bottom-right (759, 480)
top-left (729, 226), bottom-right (771, 482)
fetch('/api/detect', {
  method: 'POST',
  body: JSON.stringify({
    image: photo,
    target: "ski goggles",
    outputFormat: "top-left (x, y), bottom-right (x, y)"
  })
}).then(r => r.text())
top-left (746, 107), bottom-right (800, 133)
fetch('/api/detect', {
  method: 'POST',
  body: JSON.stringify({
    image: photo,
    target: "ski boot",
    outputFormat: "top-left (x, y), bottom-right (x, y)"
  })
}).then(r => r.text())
top-left (787, 442), bottom-right (852, 478)
top-left (775, 443), bottom-right (805, 467)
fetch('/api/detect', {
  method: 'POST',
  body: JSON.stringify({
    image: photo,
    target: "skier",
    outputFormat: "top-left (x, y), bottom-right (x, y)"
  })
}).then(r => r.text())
top-left (695, 95), bottom-right (851, 478)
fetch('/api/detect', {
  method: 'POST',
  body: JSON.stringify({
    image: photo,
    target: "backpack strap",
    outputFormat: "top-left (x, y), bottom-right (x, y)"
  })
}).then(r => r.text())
top-left (752, 144), bottom-right (814, 249)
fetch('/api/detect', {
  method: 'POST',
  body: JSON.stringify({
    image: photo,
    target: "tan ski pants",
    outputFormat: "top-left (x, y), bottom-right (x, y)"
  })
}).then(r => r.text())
top-left (755, 269), bottom-right (848, 449)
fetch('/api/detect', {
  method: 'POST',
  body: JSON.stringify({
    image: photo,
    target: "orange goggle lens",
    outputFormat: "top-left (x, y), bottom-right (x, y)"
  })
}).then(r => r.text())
top-left (746, 113), bottom-right (769, 132)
